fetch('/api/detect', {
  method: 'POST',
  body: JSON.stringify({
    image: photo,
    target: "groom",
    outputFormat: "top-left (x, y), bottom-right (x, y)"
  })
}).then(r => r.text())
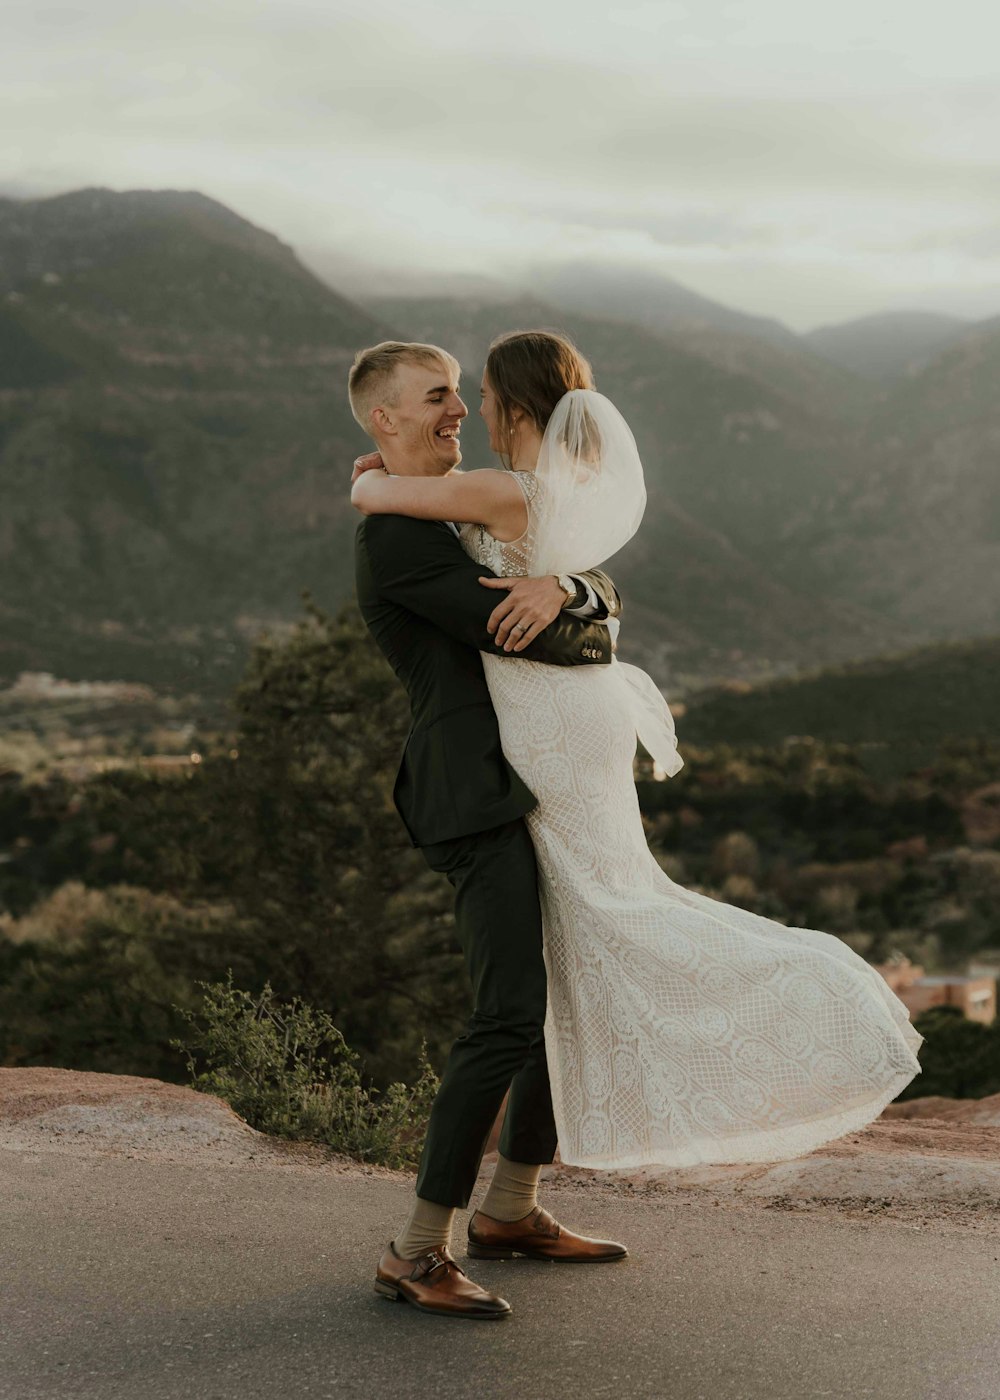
top-left (349, 340), bottom-right (628, 1321)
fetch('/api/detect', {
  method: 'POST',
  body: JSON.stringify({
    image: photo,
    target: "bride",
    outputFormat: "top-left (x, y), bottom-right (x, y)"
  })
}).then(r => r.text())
top-left (351, 328), bottom-right (922, 1170)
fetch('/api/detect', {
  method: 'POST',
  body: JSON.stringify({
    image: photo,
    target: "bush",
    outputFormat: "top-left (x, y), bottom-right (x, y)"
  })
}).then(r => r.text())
top-left (0, 602), bottom-right (468, 1087)
top-left (171, 973), bottom-right (439, 1169)
top-left (0, 884), bottom-right (257, 1079)
top-left (898, 1005), bottom-right (1000, 1100)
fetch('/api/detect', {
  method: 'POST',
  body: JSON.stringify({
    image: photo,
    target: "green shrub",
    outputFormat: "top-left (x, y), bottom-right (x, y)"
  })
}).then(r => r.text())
top-left (897, 1005), bottom-right (1000, 1100)
top-left (171, 973), bottom-right (439, 1169)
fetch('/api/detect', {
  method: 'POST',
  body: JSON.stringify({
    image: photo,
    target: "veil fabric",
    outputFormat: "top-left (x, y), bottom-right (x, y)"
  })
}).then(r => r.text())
top-left (530, 389), bottom-right (683, 779)
top-left (529, 389), bottom-right (646, 576)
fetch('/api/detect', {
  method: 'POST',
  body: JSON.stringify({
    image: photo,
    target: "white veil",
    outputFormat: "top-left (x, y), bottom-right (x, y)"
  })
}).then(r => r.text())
top-left (529, 388), bottom-right (647, 575)
top-left (529, 389), bottom-right (684, 779)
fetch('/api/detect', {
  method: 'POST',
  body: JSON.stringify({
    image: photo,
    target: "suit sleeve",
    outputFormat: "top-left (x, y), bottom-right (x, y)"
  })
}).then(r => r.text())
top-left (572, 569), bottom-right (622, 621)
top-left (358, 516), bottom-right (613, 666)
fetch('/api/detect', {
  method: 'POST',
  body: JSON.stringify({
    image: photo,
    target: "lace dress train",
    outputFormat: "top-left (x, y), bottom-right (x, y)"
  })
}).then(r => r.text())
top-left (461, 474), bottom-right (921, 1169)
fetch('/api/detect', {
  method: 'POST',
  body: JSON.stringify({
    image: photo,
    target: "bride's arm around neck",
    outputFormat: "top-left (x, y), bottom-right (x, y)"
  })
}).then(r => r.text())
top-left (351, 465), bottom-right (527, 538)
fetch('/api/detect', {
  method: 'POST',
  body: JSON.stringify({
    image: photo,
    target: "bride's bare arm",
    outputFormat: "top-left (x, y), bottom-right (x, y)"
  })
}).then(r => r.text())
top-left (351, 465), bottom-right (527, 540)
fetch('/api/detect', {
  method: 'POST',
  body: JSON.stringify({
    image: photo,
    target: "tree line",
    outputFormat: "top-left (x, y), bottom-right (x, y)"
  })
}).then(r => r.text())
top-left (1, 600), bottom-right (998, 1110)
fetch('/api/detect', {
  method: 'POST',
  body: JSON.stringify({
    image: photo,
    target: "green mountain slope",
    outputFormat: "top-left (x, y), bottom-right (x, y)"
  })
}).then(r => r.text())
top-left (0, 188), bottom-right (392, 689)
top-left (681, 636), bottom-right (1000, 750)
top-left (773, 317), bottom-right (1000, 639)
top-left (0, 188), bottom-right (377, 353)
top-left (0, 187), bottom-right (993, 698)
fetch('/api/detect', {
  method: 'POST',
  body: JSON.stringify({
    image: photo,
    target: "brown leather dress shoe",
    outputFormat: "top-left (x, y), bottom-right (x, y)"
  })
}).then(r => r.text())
top-left (374, 1242), bottom-right (511, 1319)
top-left (467, 1205), bottom-right (628, 1263)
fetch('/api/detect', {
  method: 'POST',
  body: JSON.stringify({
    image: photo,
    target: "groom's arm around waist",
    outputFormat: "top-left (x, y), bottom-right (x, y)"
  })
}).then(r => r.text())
top-left (570, 569), bottom-right (622, 621)
top-left (357, 515), bottom-right (614, 666)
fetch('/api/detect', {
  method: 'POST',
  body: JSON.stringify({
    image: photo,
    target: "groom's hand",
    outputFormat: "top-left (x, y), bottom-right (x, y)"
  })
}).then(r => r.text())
top-left (480, 574), bottom-right (567, 652)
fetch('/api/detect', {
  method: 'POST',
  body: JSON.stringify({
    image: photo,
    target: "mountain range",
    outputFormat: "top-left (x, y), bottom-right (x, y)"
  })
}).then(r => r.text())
top-left (802, 311), bottom-right (970, 381)
top-left (0, 188), bottom-right (388, 689)
top-left (1, 188), bottom-right (996, 699)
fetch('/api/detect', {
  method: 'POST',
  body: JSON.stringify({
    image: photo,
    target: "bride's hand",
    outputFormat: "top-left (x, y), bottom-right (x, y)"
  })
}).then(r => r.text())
top-left (351, 451), bottom-right (385, 485)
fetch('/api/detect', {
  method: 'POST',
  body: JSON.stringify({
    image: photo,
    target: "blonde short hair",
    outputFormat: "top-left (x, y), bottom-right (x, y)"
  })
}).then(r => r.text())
top-left (348, 340), bottom-right (461, 435)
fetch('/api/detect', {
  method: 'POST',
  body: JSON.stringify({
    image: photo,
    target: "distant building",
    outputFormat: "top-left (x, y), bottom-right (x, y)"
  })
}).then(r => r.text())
top-left (2, 671), bottom-right (155, 703)
top-left (874, 956), bottom-right (996, 1025)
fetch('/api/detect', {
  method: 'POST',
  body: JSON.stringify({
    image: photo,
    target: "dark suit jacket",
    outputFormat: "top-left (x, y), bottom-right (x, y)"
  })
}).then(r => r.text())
top-left (354, 514), bottom-right (621, 846)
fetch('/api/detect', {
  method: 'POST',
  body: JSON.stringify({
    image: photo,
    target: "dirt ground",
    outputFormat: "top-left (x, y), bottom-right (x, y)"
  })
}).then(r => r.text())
top-left (3, 1067), bottom-right (999, 1235)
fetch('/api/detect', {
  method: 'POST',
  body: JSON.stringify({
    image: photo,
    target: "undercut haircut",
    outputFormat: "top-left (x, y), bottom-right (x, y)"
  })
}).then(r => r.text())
top-left (348, 340), bottom-right (461, 435)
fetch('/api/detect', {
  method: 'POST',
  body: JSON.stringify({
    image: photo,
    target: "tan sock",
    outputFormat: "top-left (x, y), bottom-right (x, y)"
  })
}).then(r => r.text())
top-left (392, 1195), bottom-right (456, 1261)
top-left (478, 1154), bottom-right (543, 1223)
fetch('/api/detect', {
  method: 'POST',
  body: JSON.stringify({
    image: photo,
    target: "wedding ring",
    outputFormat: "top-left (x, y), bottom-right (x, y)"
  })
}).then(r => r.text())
top-left (513, 623), bottom-right (527, 632)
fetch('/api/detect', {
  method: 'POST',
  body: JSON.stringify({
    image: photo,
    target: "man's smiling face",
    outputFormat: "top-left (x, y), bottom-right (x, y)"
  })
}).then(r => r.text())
top-left (378, 359), bottom-right (468, 475)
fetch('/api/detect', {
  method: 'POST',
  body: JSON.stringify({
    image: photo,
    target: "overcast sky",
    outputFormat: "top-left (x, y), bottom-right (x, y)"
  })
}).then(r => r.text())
top-left (4, 0), bottom-right (1000, 330)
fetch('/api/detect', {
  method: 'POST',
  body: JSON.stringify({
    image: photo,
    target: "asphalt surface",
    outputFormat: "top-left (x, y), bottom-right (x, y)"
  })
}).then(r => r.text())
top-left (3, 1147), bottom-right (999, 1400)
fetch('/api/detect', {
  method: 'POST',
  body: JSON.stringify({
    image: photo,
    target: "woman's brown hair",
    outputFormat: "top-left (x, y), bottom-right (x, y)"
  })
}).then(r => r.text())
top-left (486, 330), bottom-right (595, 466)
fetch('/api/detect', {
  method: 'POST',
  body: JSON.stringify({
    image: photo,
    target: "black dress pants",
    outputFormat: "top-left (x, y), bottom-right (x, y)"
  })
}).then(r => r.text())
top-left (414, 817), bottom-right (558, 1208)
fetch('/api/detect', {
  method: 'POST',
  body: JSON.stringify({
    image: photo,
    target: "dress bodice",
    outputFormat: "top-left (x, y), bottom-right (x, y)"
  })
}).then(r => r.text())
top-left (459, 470), bottom-right (539, 578)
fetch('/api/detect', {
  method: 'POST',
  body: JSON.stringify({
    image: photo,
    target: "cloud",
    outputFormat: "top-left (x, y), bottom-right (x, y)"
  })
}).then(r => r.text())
top-left (893, 223), bottom-right (1000, 260)
top-left (523, 202), bottom-right (779, 250)
top-left (3, 0), bottom-right (1000, 328)
top-left (6, 4), bottom-right (998, 199)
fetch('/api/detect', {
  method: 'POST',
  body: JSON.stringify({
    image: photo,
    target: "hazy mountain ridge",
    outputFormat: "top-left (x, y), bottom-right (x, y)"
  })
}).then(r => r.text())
top-left (0, 188), bottom-right (992, 693)
top-left (774, 316), bottom-right (1000, 634)
top-left (363, 292), bottom-right (867, 546)
top-left (363, 289), bottom-right (998, 654)
top-left (364, 292), bottom-right (911, 684)
top-left (529, 261), bottom-right (800, 349)
top-left (363, 288), bottom-right (999, 666)
top-left (803, 310), bottom-right (970, 381)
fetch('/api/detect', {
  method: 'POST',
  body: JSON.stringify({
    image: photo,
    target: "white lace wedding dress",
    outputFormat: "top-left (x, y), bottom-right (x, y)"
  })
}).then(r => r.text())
top-left (461, 470), bottom-right (922, 1170)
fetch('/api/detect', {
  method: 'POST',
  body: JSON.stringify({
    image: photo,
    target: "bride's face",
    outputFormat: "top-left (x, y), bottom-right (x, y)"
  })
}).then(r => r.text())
top-left (479, 372), bottom-right (503, 453)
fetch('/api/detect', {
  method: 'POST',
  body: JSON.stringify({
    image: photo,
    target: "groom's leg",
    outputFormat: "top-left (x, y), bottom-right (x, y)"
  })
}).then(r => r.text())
top-left (499, 1023), bottom-right (556, 1163)
top-left (414, 817), bottom-right (557, 1209)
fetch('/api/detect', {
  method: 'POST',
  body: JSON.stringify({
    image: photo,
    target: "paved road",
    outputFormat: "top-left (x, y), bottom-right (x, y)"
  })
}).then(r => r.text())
top-left (3, 1147), bottom-right (998, 1400)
